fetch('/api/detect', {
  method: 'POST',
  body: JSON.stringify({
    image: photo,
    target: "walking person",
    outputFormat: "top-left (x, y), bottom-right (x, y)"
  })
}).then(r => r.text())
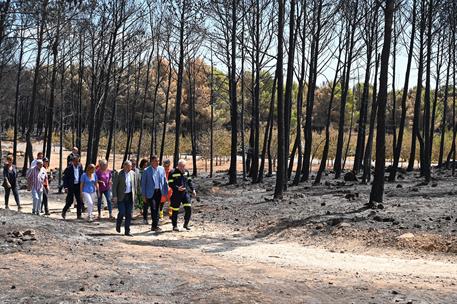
top-left (30, 152), bottom-right (44, 168)
top-left (138, 159), bottom-right (149, 224)
top-left (61, 155), bottom-right (84, 219)
top-left (27, 159), bottom-right (48, 215)
top-left (2, 155), bottom-right (21, 211)
top-left (80, 164), bottom-right (99, 222)
top-left (160, 159), bottom-right (173, 220)
top-left (141, 155), bottom-right (168, 232)
top-left (131, 159), bottom-right (140, 174)
top-left (130, 158), bottom-right (141, 215)
top-left (168, 159), bottom-right (196, 231)
top-left (112, 160), bottom-right (137, 237)
top-left (67, 147), bottom-right (79, 165)
top-left (96, 159), bottom-right (114, 219)
top-left (40, 158), bottom-right (51, 215)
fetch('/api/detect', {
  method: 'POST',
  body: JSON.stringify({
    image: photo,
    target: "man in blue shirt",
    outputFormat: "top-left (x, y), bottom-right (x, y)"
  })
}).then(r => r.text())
top-left (141, 155), bottom-right (168, 232)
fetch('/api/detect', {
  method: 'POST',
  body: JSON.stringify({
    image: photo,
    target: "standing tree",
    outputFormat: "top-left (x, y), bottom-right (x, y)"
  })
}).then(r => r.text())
top-left (301, 0), bottom-right (325, 182)
top-left (334, 0), bottom-right (359, 179)
top-left (369, 0), bottom-right (395, 204)
top-left (274, 0), bottom-right (285, 198)
top-left (407, 0), bottom-right (426, 172)
top-left (23, 0), bottom-right (49, 174)
top-left (353, 0), bottom-right (378, 174)
top-left (389, 0), bottom-right (416, 181)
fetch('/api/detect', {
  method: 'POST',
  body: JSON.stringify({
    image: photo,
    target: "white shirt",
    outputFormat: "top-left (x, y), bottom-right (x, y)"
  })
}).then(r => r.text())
top-left (125, 171), bottom-right (132, 193)
top-left (73, 165), bottom-right (80, 184)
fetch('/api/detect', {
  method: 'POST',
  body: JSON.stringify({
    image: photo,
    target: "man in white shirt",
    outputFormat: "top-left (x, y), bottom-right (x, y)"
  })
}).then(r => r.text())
top-left (61, 155), bottom-right (84, 219)
top-left (112, 160), bottom-right (137, 236)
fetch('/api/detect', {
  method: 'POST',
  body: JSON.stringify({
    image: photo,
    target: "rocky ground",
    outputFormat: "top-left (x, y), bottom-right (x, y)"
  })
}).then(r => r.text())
top-left (0, 169), bottom-right (456, 303)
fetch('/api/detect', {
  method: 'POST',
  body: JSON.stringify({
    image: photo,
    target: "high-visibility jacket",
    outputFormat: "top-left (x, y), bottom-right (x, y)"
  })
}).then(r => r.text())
top-left (168, 168), bottom-right (194, 204)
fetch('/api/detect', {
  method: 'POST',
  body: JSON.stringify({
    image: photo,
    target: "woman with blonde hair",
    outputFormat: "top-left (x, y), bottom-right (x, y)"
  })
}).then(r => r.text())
top-left (80, 164), bottom-right (99, 222)
top-left (96, 159), bottom-right (114, 219)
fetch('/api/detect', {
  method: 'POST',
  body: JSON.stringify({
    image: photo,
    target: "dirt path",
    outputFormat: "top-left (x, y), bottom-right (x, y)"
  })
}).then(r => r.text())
top-left (1, 202), bottom-right (456, 303)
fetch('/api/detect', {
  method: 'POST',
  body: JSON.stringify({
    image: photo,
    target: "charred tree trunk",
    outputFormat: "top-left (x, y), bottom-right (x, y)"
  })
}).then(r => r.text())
top-left (291, 5), bottom-right (306, 186)
top-left (283, 0), bottom-right (296, 185)
top-left (173, 1), bottom-right (186, 167)
top-left (343, 93), bottom-right (356, 170)
top-left (362, 53), bottom-right (380, 184)
top-left (429, 35), bottom-right (443, 162)
top-left (159, 54), bottom-right (173, 164)
top-left (150, 38), bottom-right (164, 158)
top-left (334, 1), bottom-right (358, 179)
top-left (369, 0), bottom-right (395, 204)
top-left (314, 34), bottom-right (344, 185)
top-left (76, 32), bottom-right (85, 150)
top-left (422, 0), bottom-right (434, 183)
top-left (228, 0), bottom-right (238, 184)
top-left (353, 3), bottom-right (376, 173)
top-left (274, 0), bottom-right (285, 198)
top-left (251, 0), bottom-right (263, 183)
top-left (209, 47), bottom-right (215, 178)
top-left (302, 0), bottom-right (323, 182)
top-left (438, 36), bottom-right (452, 167)
top-left (106, 23), bottom-right (128, 162)
top-left (137, 49), bottom-right (154, 162)
top-left (389, 0), bottom-right (416, 181)
top-left (408, 0), bottom-right (426, 172)
top-left (45, 15), bottom-right (61, 161)
top-left (23, 0), bottom-right (48, 175)
top-left (259, 76), bottom-right (277, 182)
top-left (13, 27), bottom-right (25, 166)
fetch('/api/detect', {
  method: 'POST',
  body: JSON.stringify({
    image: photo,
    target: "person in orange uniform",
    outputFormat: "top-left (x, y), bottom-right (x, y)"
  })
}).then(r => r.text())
top-left (160, 159), bottom-right (173, 219)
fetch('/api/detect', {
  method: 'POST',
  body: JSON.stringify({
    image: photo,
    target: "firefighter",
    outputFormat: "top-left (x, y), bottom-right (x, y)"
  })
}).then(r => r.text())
top-left (168, 159), bottom-right (196, 231)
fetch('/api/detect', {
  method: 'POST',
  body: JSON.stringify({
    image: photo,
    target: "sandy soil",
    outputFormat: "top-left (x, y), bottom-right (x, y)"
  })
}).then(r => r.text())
top-left (0, 168), bottom-right (456, 303)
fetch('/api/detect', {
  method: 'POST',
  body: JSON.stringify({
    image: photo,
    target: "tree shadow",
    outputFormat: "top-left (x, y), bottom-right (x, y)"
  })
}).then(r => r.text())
top-left (121, 234), bottom-right (256, 254)
top-left (87, 232), bottom-right (119, 237)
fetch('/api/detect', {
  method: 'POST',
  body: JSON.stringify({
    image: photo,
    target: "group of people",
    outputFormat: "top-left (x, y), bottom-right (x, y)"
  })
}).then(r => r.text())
top-left (2, 147), bottom-right (197, 237)
top-left (2, 152), bottom-right (52, 215)
top-left (112, 155), bottom-right (196, 236)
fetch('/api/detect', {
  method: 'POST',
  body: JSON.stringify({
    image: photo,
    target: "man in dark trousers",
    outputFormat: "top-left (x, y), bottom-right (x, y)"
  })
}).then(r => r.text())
top-left (141, 155), bottom-right (169, 232)
top-left (61, 155), bottom-right (84, 219)
top-left (168, 159), bottom-right (196, 231)
top-left (112, 160), bottom-right (137, 237)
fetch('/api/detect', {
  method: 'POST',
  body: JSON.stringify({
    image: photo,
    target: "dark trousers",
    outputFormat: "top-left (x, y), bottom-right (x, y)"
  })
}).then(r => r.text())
top-left (146, 190), bottom-right (162, 229)
top-left (171, 194), bottom-right (192, 228)
top-left (62, 183), bottom-right (83, 217)
top-left (143, 200), bottom-right (149, 221)
top-left (4, 186), bottom-right (20, 208)
top-left (41, 188), bottom-right (49, 213)
top-left (117, 193), bottom-right (133, 234)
